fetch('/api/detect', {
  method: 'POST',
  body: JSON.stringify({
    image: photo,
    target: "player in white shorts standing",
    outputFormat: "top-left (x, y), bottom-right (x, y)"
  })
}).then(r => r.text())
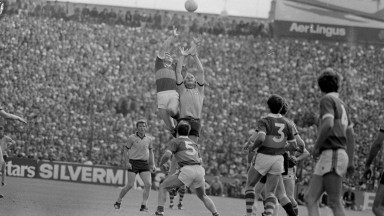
top-left (304, 68), bottom-right (355, 216)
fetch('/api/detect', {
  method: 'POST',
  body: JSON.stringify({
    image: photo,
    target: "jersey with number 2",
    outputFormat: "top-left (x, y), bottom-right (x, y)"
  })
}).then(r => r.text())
top-left (167, 137), bottom-right (200, 167)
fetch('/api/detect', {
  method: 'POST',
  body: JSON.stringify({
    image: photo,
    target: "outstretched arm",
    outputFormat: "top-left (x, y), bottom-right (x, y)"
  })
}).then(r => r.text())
top-left (0, 110), bottom-right (27, 124)
top-left (176, 47), bottom-right (189, 84)
top-left (189, 36), bottom-right (204, 85)
top-left (158, 26), bottom-right (178, 59)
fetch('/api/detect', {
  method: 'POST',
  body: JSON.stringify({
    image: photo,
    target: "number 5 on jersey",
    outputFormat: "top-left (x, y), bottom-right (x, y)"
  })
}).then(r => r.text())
top-left (184, 141), bottom-right (197, 156)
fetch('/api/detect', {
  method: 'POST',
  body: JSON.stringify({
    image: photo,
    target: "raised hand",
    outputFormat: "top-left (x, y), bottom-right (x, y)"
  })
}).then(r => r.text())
top-left (193, 34), bottom-right (203, 47)
top-left (179, 47), bottom-right (189, 56)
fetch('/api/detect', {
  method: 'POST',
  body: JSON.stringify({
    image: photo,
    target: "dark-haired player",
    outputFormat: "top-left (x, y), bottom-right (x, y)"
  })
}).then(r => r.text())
top-left (156, 26), bottom-right (180, 135)
top-left (114, 119), bottom-right (155, 212)
top-left (245, 101), bottom-right (306, 216)
top-left (364, 127), bottom-right (384, 216)
top-left (305, 68), bottom-right (355, 216)
top-left (154, 121), bottom-right (219, 216)
top-left (244, 94), bottom-right (297, 216)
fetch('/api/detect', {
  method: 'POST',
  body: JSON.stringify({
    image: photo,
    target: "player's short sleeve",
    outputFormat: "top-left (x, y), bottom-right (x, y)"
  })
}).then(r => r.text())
top-left (290, 121), bottom-right (299, 136)
top-left (286, 122), bottom-right (295, 141)
top-left (256, 118), bottom-right (268, 135)
top-left (148, 137), bottom-right (154, 150)
top-left (125, 136), bottom-right (133, 149)
top-left (166, 139), bottom-right (179, 154)
top-left (155, 56), bottom-right (164, 71)
top-left (320, 96), bottom-right (334, 120)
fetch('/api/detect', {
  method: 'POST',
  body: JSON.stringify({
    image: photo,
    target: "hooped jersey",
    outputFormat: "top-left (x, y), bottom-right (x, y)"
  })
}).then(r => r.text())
top-left (167, 136), bottom-right (201, 167)
top-left (155, 57), bottom-right (177, 92)
top-left (318, 92), bottom-right (350, 152)
top-left (257, 113), bottom-right (295, 155)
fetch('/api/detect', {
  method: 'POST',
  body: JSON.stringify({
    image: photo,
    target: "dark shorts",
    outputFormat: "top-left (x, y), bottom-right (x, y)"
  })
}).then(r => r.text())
top-left (178, 118), bottom-right (201, 137)
top-left (381, 172), bottom-right (384, 185)
top-left (282, 153), bottom-right (289, 176)
top-left (128, 159), bottom-right (149, 174)
top-left (3, 155), bottom-right (7, 162)
top-left (260, 175), bottom-right (267, 184)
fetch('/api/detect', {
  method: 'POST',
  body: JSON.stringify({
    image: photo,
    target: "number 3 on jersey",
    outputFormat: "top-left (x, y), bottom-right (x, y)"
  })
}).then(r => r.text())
top-left (184, 141), bottom-right (197, 156)
top-left (273, 123), bottom-right (285, 143)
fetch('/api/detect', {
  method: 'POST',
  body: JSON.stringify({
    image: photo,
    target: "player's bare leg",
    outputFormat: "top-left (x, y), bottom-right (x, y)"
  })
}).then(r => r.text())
top-left (305, 175), bottom-right (324, 216)
top-left (373, 184), bottom-right (384, 216)
top-left (284, 178), bottom-right (298, 214)
top-left (245, 167), bottom-right (263, 216)
top-left (155, 174), bottom-right (184, 215)
top-left (114, 171), bottom-right (136, 209)
top-left (253, 181), bottom-right (265, 215)
top-left (263, 173), bottom-right (280, 216)
top-left (195, 185), bottom-right (219, 215)
top-left (323, 173), bottom-right (346, 216)
top-left (157, 108), bottom-right (176, 134)
top-left (139, 171), bottom-right (152, 212)
top-left (275, 176), bottom-right (296, 216)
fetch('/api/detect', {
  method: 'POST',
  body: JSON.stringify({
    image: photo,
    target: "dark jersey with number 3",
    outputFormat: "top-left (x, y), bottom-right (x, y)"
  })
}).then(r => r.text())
top-left (167, 136), bottom-right (201, 167)
top-left (257, 114), bottom-right (295, 155)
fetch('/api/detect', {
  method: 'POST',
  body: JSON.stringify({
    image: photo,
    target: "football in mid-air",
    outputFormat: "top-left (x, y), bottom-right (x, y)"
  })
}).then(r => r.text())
top-left (185, 0), bottom-right (198, 13)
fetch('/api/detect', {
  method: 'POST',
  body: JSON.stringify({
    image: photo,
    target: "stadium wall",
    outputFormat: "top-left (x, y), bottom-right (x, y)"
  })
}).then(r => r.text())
top-left (5, 157), bottom-right (376, 210)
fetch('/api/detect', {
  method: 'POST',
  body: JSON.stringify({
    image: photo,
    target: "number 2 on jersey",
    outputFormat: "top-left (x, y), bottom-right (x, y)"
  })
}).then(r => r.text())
top-left (273, 123), bottom-right (285, 143)
top-left (184, 141), bottom-right (197, 156)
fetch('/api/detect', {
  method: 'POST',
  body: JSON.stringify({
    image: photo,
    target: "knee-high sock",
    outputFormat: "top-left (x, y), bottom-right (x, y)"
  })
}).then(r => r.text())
top-left (264, 196), bottom-right (277, 216)
top-left (245, 189), bottom-right (256, 214)
top-left (282, 202), bottom-right (297, 216)
top-left (178, 186), bottom-right (186, 203)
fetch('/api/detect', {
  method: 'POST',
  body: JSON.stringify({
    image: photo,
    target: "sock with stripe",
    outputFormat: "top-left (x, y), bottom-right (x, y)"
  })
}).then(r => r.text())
top-left (282, 202), bottom-right (297, 216)
top-left (263, 196), bottom-right (277, 216)
top-left (245, 189), bottom-right (256, 215)
top-left (178, 186), bottom-right (185, 202)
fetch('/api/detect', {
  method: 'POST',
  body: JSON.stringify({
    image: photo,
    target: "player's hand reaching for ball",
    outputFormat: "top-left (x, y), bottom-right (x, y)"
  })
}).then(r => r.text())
top-left (179, 47), bottom-right (189, 56)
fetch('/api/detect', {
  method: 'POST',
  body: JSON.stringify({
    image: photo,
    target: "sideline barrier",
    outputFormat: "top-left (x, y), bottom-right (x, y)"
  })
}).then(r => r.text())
top-left (5, 157), bottom-right (377, 210)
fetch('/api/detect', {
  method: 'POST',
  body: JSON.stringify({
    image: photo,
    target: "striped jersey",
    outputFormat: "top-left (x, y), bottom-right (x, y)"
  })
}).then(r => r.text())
top-left (167, 136), bottom-right (201, 167)
top-left (155, 57), bottom-right (177, 92)
top-left (318, 92), bottom-right (349, 152)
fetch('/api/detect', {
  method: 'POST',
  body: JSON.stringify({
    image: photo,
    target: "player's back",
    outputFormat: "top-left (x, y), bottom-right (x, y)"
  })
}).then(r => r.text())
top-left (169, 136), bottom-right (201, 167)
top-left (319, 93), bottom-right (349, 151)
top-left (257, 114), bottom-right (295, 155)
top-left (155, 57), bottom-right (177, 92)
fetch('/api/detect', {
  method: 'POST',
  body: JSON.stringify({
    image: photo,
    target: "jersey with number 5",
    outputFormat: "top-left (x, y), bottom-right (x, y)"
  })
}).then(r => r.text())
top-left (257, 114), bottom-right (295, 155)
top-left (319, 93), bottom-right (349, 152)
top-left (167, 137), bottom-right (201, 167)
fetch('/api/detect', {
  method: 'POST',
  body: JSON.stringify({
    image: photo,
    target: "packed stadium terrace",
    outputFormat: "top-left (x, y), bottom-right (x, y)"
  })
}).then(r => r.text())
top-left (1, 1), bottom-right (383, 195)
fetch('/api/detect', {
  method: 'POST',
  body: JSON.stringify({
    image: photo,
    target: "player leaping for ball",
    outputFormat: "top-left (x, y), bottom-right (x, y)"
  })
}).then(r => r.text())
top-left (155, 26), bottom-right (180, 136)
top-left (154, 121), bottom-right (219, 216)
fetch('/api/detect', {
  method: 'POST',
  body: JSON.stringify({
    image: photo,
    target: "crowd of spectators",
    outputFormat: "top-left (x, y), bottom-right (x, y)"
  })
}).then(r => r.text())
top-left (1, 0), bottom-right (384, 196)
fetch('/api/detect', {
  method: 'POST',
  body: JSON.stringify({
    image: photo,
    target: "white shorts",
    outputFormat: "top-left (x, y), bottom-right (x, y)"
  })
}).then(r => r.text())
top-left (178, 165), bottom-right (205, 189)
top-left (157, 90), bottom-right (179, 110)
top-left (314, 149), bottom-right (349, 177)
top-left (253, 153), bottom-right (284, 176)
top-left (283, 167), bottom-right (297, 180)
